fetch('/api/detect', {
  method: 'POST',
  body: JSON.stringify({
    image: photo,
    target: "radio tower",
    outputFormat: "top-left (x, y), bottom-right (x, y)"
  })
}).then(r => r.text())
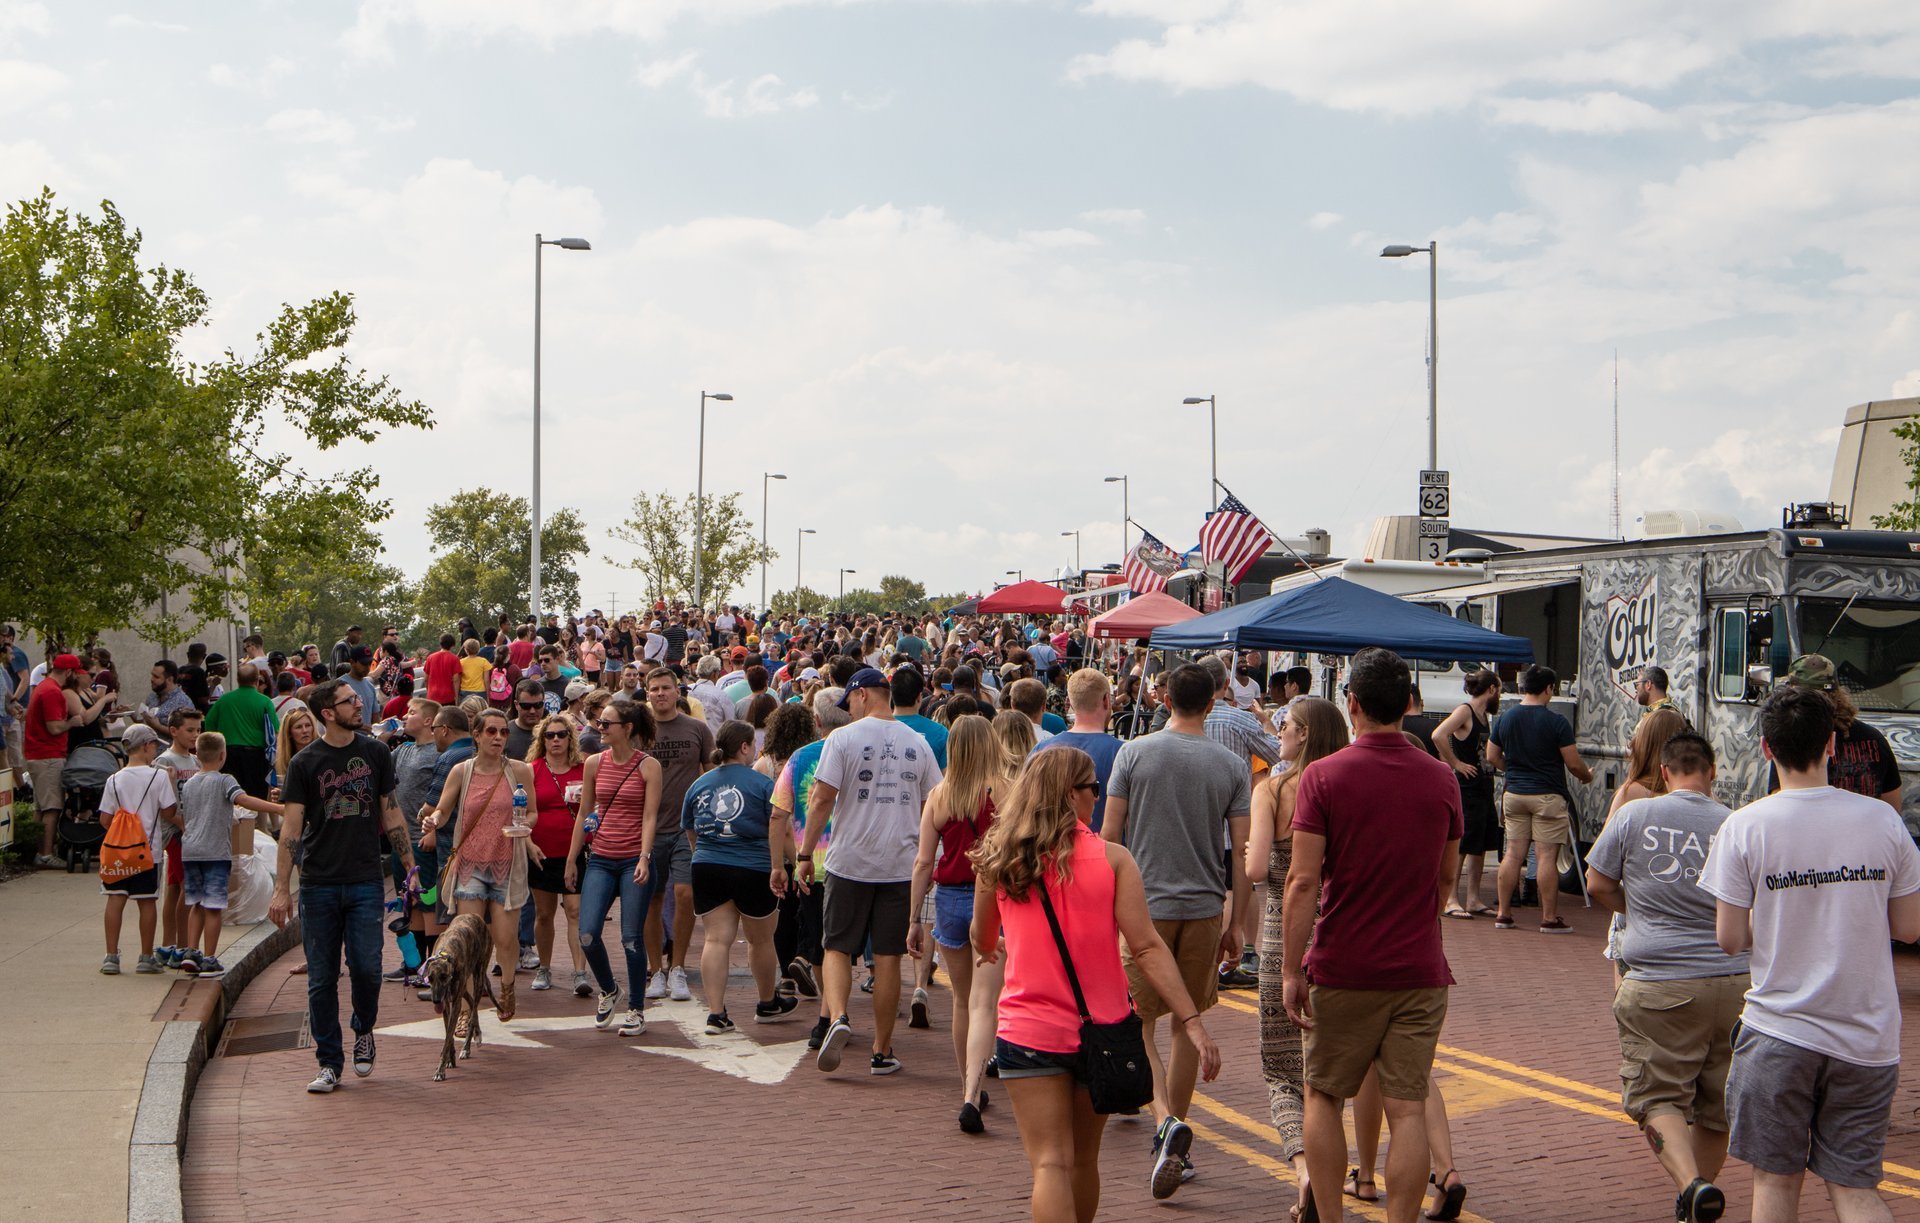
top-left (1610, 350), bottom-right (1622, 539)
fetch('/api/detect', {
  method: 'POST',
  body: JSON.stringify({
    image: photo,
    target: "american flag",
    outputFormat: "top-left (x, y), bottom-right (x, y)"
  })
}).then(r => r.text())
top-left (1198, 491), bottom-right (1275, 585)
top-left (1123, 530), bottom-right (1184, 594)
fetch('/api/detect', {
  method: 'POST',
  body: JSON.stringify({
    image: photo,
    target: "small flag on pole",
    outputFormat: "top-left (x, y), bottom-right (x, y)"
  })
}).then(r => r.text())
top-left (1124, 530), bottom-right (1184, 594)
top-left (1197, 491), bottom-right (1276, 585)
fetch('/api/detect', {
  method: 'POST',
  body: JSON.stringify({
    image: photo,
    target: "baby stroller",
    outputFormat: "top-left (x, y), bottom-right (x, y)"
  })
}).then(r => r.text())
top-left (58, 741), bottom-right (126, 873)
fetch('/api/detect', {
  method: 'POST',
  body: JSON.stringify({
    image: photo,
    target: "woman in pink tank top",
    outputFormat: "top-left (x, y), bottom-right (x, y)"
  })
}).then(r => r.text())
top-left (971, 748), bottom-right (1222, 1223)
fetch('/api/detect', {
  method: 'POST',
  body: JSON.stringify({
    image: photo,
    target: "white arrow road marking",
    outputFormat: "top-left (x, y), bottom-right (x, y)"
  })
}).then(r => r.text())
top-left (632, 999), bottom-right (815, 1085)
top-left (373, 999), bottom-right (814, 1083)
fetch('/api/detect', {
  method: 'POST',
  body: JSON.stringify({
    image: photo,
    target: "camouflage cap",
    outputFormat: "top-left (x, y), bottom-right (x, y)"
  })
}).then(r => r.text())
top-left (1786, 654), bottom-right (1836, 690)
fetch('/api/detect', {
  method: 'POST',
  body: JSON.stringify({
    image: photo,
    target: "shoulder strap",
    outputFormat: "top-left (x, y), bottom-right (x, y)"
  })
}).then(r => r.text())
top-left (1035, 874), bottom-right (1092, 1024)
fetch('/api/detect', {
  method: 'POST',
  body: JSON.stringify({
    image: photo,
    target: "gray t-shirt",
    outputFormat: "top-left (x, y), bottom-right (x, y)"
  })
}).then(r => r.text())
top-left (1588, 789), bottom-right (1748, 982)
top-left (179, 770), bottom-right (243, 862)
top-left (1108, 729), bottom-right (1251, 921)
top-left (392, 739), bottom-right (441, 839)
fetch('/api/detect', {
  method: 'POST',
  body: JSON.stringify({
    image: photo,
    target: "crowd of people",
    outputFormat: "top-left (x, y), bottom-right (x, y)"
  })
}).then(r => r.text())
top-left (14, 600), bottom-right (1919, 1222)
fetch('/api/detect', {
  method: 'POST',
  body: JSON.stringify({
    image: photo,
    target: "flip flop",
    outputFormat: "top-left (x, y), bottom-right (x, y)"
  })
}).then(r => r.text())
top-left (1443, 905), bottom-right (1475, 920)
top-left (1468, 905), bottom-right (1497, 917)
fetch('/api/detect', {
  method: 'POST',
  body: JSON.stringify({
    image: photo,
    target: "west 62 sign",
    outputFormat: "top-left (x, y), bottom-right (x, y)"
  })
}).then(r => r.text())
top-left (1603, 575), bottom-right (1658, 695)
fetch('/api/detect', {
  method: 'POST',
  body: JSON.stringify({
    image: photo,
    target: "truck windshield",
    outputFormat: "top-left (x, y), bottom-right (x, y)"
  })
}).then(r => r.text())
top-left (1795, 597), bottom-right (1920, 713)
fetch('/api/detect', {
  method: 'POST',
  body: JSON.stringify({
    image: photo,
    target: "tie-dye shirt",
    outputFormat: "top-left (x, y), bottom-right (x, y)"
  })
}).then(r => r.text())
top-left (773, 738), bottom-right (832, 870)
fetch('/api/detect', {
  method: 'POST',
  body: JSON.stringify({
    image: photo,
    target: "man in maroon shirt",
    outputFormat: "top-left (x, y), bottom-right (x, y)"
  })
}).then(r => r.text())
top-left (1283, 648), bottom-right (1463, 1223)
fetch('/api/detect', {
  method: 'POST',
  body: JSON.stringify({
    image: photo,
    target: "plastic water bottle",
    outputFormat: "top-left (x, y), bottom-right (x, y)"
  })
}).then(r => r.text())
top-left (511, 782), bottom-right (529, 834)
top-left (583, 807), bottom-right (601, 836)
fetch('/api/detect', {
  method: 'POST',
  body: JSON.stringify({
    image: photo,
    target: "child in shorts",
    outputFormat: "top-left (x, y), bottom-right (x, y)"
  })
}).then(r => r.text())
top-left (177, 731), bottom-right (283, 978)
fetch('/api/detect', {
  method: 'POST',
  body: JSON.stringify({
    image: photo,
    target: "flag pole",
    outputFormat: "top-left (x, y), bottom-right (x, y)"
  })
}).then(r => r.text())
top-left (1214, 483), bottom-right (1326, 584)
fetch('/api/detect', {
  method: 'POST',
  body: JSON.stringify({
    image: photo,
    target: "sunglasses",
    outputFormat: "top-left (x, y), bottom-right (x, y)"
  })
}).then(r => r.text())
top-left (1073, 782), bottom-right (1099, 793)
top-left (542, 730), bottom-right (571, 740)
top-left (594, 719), bottom-right (621, 729)
top-left (516, 701), bottom-right (544, 710)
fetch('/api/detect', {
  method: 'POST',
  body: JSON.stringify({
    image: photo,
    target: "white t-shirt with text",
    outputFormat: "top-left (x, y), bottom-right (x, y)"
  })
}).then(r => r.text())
top-left (812, 715), bottom-right (942, 883)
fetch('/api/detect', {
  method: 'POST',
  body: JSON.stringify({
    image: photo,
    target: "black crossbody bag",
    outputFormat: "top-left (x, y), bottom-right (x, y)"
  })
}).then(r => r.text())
top-left (1036, 878), bottom-right (1154, 1114)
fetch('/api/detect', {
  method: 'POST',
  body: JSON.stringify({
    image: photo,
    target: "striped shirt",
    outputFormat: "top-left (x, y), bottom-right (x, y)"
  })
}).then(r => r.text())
top-left (1204, 700), bottom-right (1280, 769)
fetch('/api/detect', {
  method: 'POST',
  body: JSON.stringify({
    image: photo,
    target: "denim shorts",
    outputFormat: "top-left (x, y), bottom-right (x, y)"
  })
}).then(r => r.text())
top-left (452, 863), bottom-right (511, 907)
top-left (932, 883), bottom-right (974, 949)
top-left (183, 860), bottom-right (232, 911)
top-left (995, 1036), bottom-right (1086, 1081)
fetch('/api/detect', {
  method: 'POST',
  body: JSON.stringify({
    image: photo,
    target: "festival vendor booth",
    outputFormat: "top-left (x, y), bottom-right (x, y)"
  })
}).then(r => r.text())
top-left (1088, 591), bottom-right (1202, 641)
top-left (976, 579), bottom-right (1074, 616)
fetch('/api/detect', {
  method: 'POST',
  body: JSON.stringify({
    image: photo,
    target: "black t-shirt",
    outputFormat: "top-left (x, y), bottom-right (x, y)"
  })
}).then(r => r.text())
top-left (1403, 713), bottom-right (1442, 758)
top-left (1490, 702), bottom-right (1576, 798)
top-left (285, 733), bottom-right (397, 887)
top-left (663, 626), bottom-right (689, 663)
top-left (537, 626), bottom-right (561, 645)
top-left (1767, 717), bottom-right (1903, 799)
top-left (177, 664), bottom-right (210, 711)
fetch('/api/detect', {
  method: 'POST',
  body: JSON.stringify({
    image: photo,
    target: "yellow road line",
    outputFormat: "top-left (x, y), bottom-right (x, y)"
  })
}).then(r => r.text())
top-left (1436, 1043), bottom-right (1616, 1102)
top-left (1432, 1058), bottom-right (1629, 1124)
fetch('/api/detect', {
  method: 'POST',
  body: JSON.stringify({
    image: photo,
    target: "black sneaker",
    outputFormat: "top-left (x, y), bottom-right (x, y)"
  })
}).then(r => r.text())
top-left (704, 1012), bottom-right (735, 1035)
top-left (1676, 1178), bottom-right (1725, 1223)
top-left (909, 986), bottom-right (931, 1029)
top-left (1150, 1117), bottom-right (1193, 1200)
top-left (352, 1033), bottom-right (375, 1078)
top-left (859, 972), bottom-right (875, 994)
top-left (817, 1016), bottom-right (853, 1072)
top-left (1218, 964), bottom-right (1259, 990)
top-left (806, 1015), bottom-right (831, 1050)
top-left (958, 1100), bottom-right (984, 1133)
top-left (869, 1050), bottom-right (902, 1075)
top-left (786, 957), bottom-right (819, 998)
top-left (382, 965), bottom-right (409, 982)
top-left (755, 994), bottom-right (799, 1023)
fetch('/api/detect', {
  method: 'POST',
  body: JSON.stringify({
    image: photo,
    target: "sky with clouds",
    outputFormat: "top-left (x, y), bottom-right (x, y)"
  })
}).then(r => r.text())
top-left (5, 1), bottom-right (1917, 610)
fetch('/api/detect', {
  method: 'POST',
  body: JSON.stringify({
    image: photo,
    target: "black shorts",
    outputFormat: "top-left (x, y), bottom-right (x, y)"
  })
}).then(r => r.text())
top-left (821, 873), bottom-right (910, 958)
top-left (528, 850), bottom-right (584, 896)
top-left (691, 861), bottom-right (776, 919)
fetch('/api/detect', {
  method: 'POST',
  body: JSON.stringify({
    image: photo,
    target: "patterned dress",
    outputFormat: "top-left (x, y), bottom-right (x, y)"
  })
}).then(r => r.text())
top-left (1257, 776), bottom-right (1307, 1160)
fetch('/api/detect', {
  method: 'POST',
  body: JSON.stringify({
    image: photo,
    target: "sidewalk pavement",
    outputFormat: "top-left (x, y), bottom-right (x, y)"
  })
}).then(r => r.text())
top-left (0, 868), bottom-right (252, 1222)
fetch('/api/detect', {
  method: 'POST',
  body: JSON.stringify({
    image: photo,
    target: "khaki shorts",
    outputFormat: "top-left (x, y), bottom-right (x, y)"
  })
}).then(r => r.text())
top-left (26, 756), bottom-right (63, 812)
top-left (1303, 985), bottom-right (1448, 1101)
top-left (1614, 972), bottom-right (1747, 1131)
top-left (1122, 914), bottom-right (1221, 1022)
top-left (1501, 791), bottom-right (1571, 847)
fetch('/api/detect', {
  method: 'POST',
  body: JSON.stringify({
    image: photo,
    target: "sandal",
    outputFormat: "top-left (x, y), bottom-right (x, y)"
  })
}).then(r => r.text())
top-left (1426, 1169), bottom-right (1467, 1220)
top-left (1467, 904), bottom-right (1497, 917)
top-left (497, 980), bottom-right (516, 1022)
top-left (1343, 1168), bottom-right (1379, 1203)
top-left (1443, 904), bottom-right (1474, 920)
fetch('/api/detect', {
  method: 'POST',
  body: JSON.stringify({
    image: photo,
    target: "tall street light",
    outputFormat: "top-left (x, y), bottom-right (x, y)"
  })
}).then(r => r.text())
top-left (693, 390), bottom-right (734, 609)
top-left (796, 527), bottom-right (816, 609)
top-left (760, 472), bottom-right (786, 614)
top-left (531, 233), bottom-right (591, 624)
top-left (1181, 395), bottom-right (1217, 511)
top-left (839, 568), bottom-right (857, 603)
top-left (1380, 241), bottom-right (1438, 471)
top-left (1060, 530), bottom-right (1081, 576)
top-left (1006, 569), bottom-right (1023, 583)
top-left (1104, 474), bottom-right (1129, 558)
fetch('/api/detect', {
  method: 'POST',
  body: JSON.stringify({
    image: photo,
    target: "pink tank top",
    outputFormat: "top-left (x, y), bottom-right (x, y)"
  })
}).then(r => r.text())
top-left (590, 750), bottom-right (651, 860)
top-left (458, 764), bottom-right (515, 870)
top-left (996, 824), bottom-right (1135, 1054)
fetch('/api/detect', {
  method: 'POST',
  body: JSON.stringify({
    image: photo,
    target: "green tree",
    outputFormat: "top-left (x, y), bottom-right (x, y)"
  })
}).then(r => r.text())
top-left (613, 491), bottom-right (770, 605)
top-left (876, 575), bottom-right (930, 616)
top-left (1872, 417), bottom-right (1920, 530)
top-left (0, 191), bottom-right (431, 642)
top-left (414, 489), bottom-right (588, 628)
top-left (247, 525), bottom-right (414, 652)
top-left (834, 588), bottom-right (885, 616)
top-left (768, 587), bottom-right (827, 619)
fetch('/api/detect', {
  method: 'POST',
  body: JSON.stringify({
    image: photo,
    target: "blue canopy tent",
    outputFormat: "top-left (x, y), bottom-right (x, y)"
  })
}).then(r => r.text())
top-left (1147, 576), bottom-right (1534, 664)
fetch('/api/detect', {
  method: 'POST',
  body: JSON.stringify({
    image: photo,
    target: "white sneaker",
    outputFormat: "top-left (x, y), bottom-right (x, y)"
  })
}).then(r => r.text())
top-left (645, 970), bottom-right (668, 1001)
top-left (668, 966), bottom-right (691, 1001)
top-left (573, 971), bottom-right (593, 998)
top-left (517, 946), bottom-right (540, 971)
top-left (531, 967), bottom-right (553, 991)
top-left (618, 1008), bottom-right (647, 1037)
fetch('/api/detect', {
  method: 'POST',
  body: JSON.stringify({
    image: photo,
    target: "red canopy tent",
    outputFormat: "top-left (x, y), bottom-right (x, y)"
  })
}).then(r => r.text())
top-left (1087, 591), bottom-right (1201, 640)
top-left (976, 579), bottom-right (1072, 616)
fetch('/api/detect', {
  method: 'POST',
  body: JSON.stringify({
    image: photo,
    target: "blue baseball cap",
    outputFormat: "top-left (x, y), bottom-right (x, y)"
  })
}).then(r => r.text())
top-left (837, 667), bottom-right (890, 709)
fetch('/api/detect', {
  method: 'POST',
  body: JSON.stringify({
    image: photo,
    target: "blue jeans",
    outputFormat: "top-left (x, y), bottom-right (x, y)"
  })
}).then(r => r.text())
top-left (577, 853), bottom-right (655, 1002)
top-left (519, 892), bottom-right (536, 949)
top-left (300, 880), bottom-right (385, 1073)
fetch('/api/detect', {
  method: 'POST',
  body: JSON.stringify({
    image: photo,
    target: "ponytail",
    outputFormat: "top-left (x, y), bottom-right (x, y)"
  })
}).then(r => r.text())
top-left (711, 719), bottom-right (755, 765)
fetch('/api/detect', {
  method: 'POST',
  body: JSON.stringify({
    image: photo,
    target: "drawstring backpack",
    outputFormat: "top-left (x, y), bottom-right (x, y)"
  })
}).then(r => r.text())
top-left (99, 771), bottom-right (161, 883)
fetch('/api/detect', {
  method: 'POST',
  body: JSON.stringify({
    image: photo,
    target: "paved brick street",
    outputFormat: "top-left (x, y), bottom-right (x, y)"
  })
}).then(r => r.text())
top-left (184, 900), bottom-right (1920, 1222)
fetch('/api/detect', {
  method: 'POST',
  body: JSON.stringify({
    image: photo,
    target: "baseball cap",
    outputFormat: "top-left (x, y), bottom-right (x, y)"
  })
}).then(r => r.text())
top-left (564, 680), bottom-right (594, 701)
top-left (121, 724), bottom-right (160, 751)
top-left (799, 666), bottom-right (820, 682)
top-left (837, 667), bottom-right (890, 709)
top-left (1786, 654), bottom-right (1837, 690)
top-left (348, 645), bottom-right (373, 664)
top-left (730, 646), bottom-right (748, 660)
top-left (52, 652), bottom-right (85, 671)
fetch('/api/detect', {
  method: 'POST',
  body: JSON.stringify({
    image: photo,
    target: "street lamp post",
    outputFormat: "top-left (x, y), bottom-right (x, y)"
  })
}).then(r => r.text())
top-left (1181, 395), bottom-right (1217, 510)
top-left (1104, 474), bottom-right (1129, 558)
top-left (760, 472), bottom-right (786, 614)
top-left (1060, 530), bottom-right (1081, 576)
top-left (1005, 569), bottom-right (1023, 583)
top-left (796, 528), bottom-right (816, 610)
top-left (693, 390), bottom-right (734, 610)
top-left (839, 568), bottom-right (857, 604)
top-left (531, 233), bottom-right (591, 624)
top-left (1380, 241), bottom-right (1438, 471)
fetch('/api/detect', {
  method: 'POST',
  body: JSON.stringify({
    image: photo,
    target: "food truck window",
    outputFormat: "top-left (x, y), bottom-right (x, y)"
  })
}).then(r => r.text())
top-left (1714, 608), bottom-right (1748, 702)
top-left (1794, 597), bottom-right (1920, 713)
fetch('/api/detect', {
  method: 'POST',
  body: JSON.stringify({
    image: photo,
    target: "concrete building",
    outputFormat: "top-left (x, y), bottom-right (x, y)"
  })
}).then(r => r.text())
top-left (1831, 397), bottom-right (1920, 525)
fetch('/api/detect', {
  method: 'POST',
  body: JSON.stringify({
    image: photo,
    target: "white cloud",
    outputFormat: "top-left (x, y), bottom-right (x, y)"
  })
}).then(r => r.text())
top-left (0, 137), bottom-right (74, 203)
top-left (108, 14), bottom-right (187, 33)
top-left (342, 0), bottom-right (866, 61)
top-left (207, 56), bottom-right (294, 93)
top-left (261, 108), bottom-right (357, 145)
top-left (637, 54), bottom-right (819, 118)
top-left (0, 58), bottom-right (64, 114)
top-left (1484, 91), bottom-right (1670, 133)
top-left (0, 2), bottom-right (48, 48)
top-left (1079, 207), bottom-right (1147, 227)
top-left (1306, 210), bottom-right (1341, 230)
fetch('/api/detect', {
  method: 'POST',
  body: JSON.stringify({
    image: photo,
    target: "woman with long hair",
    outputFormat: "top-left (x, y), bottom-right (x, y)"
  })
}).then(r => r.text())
top-left (992, 707), bottom-right (1037, 764)
top-left (423, 707), bottom-right (538, 1023)
top-left (907, 714), bottom-right (1012, 1132)
top-left (1245, 696), bottom-right (1349, 1220)
top-left (684, 720), bottom-right (797, 1033)
top-left (760, 702), bottom-right (820, 998)
top-left (565, 697), bottom-right (662, 1038)
top-left (1599, 707), bottom-right (1690, 980)
top-left (744, 691), bottom-right (779, 754)
top-left (525, 713), bottom-right (590, 996)
top-left (972, 748), bottom-right (1222, 1223)
top-left (1432, 670), bottom-right (1503, 917)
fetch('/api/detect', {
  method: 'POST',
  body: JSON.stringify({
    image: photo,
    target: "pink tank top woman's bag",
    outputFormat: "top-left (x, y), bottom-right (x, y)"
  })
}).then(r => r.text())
top-left (1035, 877), bottom-right (1155, 1115)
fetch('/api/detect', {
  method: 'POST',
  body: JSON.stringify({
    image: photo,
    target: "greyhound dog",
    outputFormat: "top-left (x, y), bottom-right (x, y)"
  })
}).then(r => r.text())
top-left (423, 913), bottom-right (493, 1081)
